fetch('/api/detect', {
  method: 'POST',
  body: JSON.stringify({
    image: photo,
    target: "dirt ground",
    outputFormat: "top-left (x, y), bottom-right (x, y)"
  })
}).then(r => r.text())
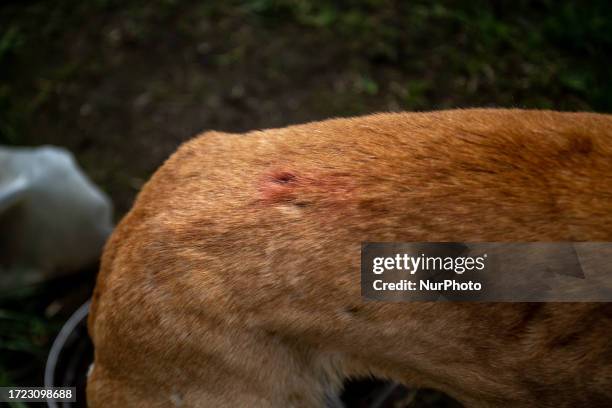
top-left (1, 0), bottom-right (611, 405)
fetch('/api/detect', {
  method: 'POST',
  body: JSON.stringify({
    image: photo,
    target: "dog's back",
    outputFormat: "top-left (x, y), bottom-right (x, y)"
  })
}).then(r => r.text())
top-left (88, 109), bottom-right (612, 407)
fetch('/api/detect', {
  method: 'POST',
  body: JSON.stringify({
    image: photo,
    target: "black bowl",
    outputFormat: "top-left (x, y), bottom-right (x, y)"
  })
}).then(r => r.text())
top-left (44, 301), bottom-right (91, 408)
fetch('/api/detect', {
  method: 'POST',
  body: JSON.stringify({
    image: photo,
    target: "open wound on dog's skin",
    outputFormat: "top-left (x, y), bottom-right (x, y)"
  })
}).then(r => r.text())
top-left (257, 168), bottom-right (355, 208)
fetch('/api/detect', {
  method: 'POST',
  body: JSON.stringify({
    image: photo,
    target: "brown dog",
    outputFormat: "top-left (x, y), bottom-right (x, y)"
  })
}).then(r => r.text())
top-left (87, 109), bottom-right (612, 407)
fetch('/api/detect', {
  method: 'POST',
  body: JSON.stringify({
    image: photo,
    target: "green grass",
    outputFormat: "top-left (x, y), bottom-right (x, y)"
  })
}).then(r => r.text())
top-left (0, 284), bottom-right (62, 387)
top-left (0, 269), bottom-right (95, 393)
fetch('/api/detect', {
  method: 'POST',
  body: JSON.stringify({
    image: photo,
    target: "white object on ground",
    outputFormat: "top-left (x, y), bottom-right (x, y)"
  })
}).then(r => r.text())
top-left (0, 145), bottom-right (113, 289)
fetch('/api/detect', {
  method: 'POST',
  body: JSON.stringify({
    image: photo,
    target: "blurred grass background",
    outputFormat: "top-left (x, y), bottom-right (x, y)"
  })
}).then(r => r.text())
top-left (1, 0), bottom-right (612, 404)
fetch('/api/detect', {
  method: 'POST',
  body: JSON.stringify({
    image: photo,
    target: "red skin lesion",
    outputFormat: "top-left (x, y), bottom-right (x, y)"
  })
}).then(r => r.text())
top-left (257, 168), bottom-right (356, 207)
